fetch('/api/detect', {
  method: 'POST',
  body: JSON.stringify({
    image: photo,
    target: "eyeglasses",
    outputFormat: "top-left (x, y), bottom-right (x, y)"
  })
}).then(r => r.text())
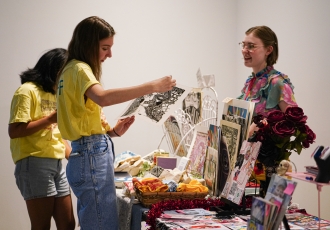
top-left (239, 42), bottom-right (264, 52)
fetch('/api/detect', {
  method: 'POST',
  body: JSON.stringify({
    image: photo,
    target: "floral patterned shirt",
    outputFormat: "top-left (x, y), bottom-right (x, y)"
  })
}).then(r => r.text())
top-left (237, 66), bottom-right (297, 116)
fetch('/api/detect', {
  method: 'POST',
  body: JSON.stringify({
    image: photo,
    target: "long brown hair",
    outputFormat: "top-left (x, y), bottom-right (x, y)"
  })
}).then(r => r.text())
top-left (246, 26), bottom-right (278, 66)
top-left (64, 16), bottom-right (115, 81)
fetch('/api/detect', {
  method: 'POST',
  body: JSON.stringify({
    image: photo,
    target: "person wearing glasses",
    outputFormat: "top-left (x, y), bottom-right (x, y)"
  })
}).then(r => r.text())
top-left (237, 25), bottom-right (297, 137)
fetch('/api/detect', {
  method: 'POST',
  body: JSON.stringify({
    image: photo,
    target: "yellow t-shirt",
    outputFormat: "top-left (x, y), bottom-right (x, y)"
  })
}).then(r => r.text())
top-left (57, 59), bottom-right (108, 141)
top-left (9, 82), bottom-right (65, 163)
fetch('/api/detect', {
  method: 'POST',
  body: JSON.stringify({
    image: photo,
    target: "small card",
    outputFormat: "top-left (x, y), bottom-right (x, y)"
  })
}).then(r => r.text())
top-left (157, 157), bottom-right (177, 170)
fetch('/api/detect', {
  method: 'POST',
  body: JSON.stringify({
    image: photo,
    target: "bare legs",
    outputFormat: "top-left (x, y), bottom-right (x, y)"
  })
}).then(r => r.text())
top-left (26, 194), bottom-right (75, 230)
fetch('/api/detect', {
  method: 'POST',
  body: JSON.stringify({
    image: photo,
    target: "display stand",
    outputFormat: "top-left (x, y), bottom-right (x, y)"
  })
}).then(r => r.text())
top-left (161, 86), bottom-right (218, 156)
top-left (286, 172), bottom-right (330, 230)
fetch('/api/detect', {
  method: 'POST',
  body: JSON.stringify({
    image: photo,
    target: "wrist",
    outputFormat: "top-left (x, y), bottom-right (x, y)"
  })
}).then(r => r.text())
top-left (113, 127), bottom-right (121, 137)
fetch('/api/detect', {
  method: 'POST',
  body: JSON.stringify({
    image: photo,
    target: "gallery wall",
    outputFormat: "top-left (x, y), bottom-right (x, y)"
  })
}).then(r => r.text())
top-left (0, 1), bottom-right (329, 229)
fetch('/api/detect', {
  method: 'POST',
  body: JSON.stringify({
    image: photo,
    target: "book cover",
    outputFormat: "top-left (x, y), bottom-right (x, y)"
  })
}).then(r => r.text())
top-left (265, 174), bottom-right (297, 230)
top-left (222, 97), bottom-right (255, 142)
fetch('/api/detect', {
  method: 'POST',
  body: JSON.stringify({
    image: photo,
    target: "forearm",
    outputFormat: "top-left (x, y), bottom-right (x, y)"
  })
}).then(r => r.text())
top-left (88, 83), bottom-right (154, 107)
top-left (8, 116), bottom-right (54, 139)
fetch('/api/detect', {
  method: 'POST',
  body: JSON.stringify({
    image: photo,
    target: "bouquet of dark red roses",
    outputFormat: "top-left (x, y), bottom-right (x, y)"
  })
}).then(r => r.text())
top-left (250, 106), bottom-right (316, 166)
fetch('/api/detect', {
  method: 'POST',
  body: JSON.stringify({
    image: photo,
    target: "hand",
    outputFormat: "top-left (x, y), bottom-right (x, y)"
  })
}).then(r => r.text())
top-left (151, 75), bottom-right (176, 93)
top-left (48, 111), bottom-right (57, 124)
top-left (113, 116), bottom-right (135, 136)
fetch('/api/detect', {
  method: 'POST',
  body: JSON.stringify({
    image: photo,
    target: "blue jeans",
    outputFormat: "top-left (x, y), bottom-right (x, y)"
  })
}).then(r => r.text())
top-left (67, 134), bottom-right (118, 230)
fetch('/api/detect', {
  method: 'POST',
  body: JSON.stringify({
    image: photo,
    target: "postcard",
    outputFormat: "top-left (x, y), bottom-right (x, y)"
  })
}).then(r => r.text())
top-left (163, 115), bottom-right (188, 156)
top-left (187, 126), bottom-right (209, 177)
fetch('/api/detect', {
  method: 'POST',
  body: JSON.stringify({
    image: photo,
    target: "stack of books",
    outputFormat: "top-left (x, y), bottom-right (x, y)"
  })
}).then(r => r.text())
top-left (305, 166), bottom-right (318, 176)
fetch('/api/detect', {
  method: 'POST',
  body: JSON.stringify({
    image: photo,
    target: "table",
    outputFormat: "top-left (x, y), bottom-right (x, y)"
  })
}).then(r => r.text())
top-left (116, 189), bottom-right (148, 230)
top-left (286, 172), bottom-right (330, 230)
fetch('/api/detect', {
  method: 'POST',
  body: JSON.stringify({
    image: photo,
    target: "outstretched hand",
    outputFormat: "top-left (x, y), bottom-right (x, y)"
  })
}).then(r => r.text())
top-left (152, 75), bottom-right (176, 93)
top-left (113, 116), bottom-right (135, 137)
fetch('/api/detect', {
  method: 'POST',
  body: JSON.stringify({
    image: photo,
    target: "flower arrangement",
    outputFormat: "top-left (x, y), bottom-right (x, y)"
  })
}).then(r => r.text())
top-left (250, 106), bottom-right (316, 166)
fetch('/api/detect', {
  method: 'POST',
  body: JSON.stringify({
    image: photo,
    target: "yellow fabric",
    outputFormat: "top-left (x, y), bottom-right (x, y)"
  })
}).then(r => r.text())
top-left (177, 179), bottom-right (208, 192)
top-left (9, 82), bottom-right (65, 163)
top-left (57, 59), bottom-right (108, 141)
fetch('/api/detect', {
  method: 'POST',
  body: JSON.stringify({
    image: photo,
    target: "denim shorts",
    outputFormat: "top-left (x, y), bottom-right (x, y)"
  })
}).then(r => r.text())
top-left (68, 134), bottom-right (118, 230)
top-left (14, 157), bottom-right (70, 200)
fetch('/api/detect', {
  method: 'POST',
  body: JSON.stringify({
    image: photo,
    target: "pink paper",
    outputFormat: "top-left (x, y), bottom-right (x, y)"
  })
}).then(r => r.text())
top-left (284, 183), bottom-right (295, 195)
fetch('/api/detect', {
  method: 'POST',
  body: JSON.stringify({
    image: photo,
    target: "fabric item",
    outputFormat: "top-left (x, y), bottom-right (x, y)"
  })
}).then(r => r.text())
top-left (237, 66), bottom-right (297, 116)
top-left (9, 82), bottom-right (65, 163)
top-left (68, 134), bottom-right (118, 230)
top-left (133, 177), bottom-right (169, 192)
top-left (176, 179), bottom-right (208, 192)
top-left (116, 191), bottom-right (134, 230)
top-left (14, 157), bottom-right (70, 200)
top-left (57, 59), bottom-right (106, 141)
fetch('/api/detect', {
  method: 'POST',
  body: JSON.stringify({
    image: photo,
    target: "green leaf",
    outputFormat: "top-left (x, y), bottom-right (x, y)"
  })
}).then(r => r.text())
top-left (296, 142), bottom-right (303, 154)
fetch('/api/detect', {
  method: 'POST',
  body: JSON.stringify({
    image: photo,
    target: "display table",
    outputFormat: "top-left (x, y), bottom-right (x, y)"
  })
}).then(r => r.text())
top-left (116, 189), bottom-right (148, 230)
top-left (286, 172), bottom-right (330, 230)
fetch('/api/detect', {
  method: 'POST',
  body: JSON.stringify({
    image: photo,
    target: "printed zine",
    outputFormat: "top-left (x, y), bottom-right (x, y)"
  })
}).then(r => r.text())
top-left (248, 174), bottom-right (298, 230)
top-left (117, 84), bottom-right (191, 125)
top-left (221, 141), bottom-right (261, 205)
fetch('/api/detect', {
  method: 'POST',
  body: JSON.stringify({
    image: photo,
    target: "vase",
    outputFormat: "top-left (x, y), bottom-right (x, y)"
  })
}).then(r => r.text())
top-left (248, 134), bottom-right (281, 197)
top-left (259, 164), bottom-right (278, 198)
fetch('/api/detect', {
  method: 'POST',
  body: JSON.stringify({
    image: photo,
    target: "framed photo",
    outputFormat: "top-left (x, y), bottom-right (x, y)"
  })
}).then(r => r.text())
top-left (186, 126), bottom-right (208, 178)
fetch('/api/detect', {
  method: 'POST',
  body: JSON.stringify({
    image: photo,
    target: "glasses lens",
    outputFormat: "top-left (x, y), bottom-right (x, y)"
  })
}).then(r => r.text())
top-left (248, 44), bottom-right (255, 50)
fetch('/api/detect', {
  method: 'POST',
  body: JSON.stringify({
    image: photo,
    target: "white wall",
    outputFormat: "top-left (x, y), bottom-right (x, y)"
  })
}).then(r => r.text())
top-left (0, 1), bottom-right (329, 229)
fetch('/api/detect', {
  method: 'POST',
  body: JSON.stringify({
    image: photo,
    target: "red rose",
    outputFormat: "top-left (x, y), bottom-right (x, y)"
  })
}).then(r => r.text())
top-left (286, 106), bottom-right (306, 124)
top-left (302, 139), bottom-right (310, 148)
top-left (267, 110), bottom-right (285, 124)
top-left (252, 115), bottom-right (264, 126)
top-left (272, 120), bottom-right (295, 137)
top-left (305, 125), bottom-right (316, 144)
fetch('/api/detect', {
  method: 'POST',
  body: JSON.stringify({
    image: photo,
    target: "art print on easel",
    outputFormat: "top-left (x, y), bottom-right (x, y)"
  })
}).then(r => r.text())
top-left (203, 147), bottom-right (217, 195)
top-left (182, 88), bottom-right (202, 125)
top-left (187, 126), bottom-right (208, 178)
top-left (163, 116), bottom-right (187, 157)
top-left (118, 84), bottom-right (191, 125)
